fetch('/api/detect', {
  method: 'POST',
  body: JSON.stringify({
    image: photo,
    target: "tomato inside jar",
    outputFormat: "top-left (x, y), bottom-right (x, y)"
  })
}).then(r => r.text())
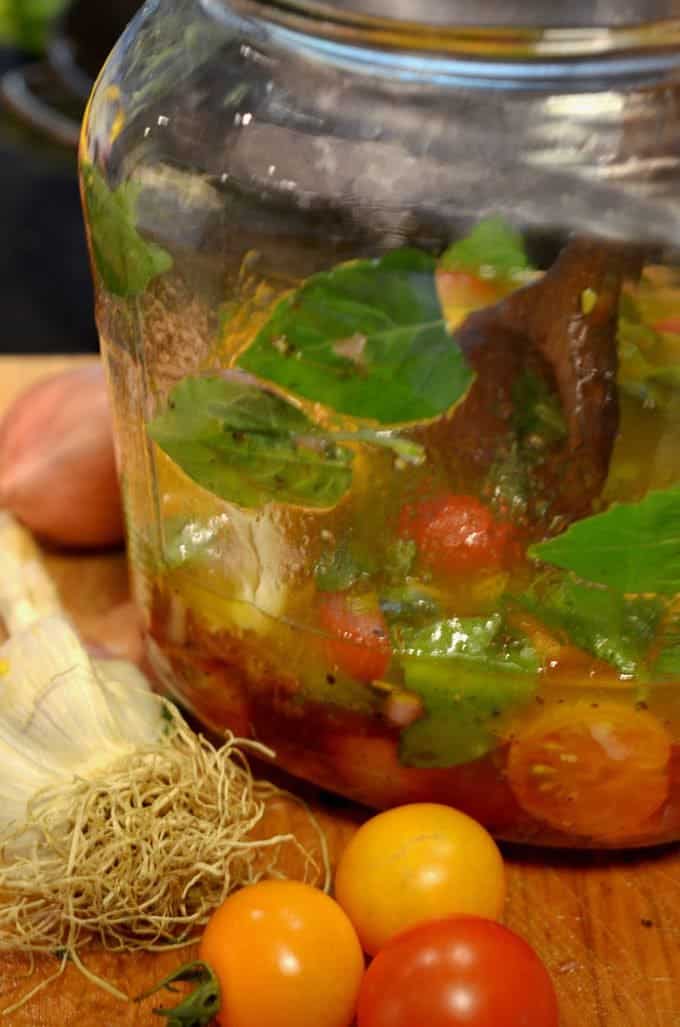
top-left (103, 215), bottom-right (680, 848)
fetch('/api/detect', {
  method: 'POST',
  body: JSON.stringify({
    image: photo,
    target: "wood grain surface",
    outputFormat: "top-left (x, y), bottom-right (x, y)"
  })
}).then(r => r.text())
top-left (0, 356), bottom-right (679, 1027)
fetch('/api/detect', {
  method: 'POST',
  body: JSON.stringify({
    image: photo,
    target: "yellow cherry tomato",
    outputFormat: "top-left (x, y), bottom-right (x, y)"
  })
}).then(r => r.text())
top-left (334, 803), bottom-right (505, 955)
top-left (199, 880), bottom-right (364, 1027)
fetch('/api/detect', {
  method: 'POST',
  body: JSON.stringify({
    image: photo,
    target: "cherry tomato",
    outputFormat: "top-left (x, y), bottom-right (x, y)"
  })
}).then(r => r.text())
top-left (637, 743), bottom-right (680, 840)
top-left (334, 803), bottom-right (505, 955)
top-left (357, 916), bottom-right (560, 1027)
top-left (653, 316), bottom-right (680, 333)
top-left (507, 700), bottom-right (671, 841)
top-left (399, 494), bottom-right (519, 577)
top-left (199, 880), bottom-right (364, 1027)
top-left (319, 592), bottom-right (391, 682)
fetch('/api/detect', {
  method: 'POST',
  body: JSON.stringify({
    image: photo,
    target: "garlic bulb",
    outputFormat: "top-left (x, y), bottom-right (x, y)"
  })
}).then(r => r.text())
top-left (0, 513), bottom-right (163, 833)
top-left (0, 513), bottom-right (327, 971)
top-left (0, 513), bottom-right (328, 985)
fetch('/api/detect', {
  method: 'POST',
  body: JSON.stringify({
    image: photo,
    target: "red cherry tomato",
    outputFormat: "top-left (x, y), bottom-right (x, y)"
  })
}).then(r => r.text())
top-left (357, 916), bottom-right (560, 1027)
top-left (399, 494), bottom-right (519, 576)
top-left (319, 593), bottom-right (391, 682)
top-left (653, 316), bottom-right (680, 333)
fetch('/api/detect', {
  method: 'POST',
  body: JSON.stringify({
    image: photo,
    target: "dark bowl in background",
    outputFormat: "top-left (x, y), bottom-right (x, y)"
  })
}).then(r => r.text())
top-left (0, 0), bottom-right (142, 354)
top-left (51, 0), bottom-right (143, 98)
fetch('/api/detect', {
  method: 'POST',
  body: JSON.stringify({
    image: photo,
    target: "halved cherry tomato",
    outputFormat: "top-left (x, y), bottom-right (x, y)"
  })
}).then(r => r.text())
top-left (199, 880), bottom-right (364, 1027)
top-left (507, 700), bottom-right (671, 841)
top-left (334, 803), bottom-right (505, 955)
top-left (399, 494), bottom-right (520, 577)
top-left (357, 916), bottom-right (559, 1027)
top-left (319, 592), bottom-right (391, 683)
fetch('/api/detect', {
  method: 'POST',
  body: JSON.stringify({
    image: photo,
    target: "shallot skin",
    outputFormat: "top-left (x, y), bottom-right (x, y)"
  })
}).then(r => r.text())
top-left (0, 364), bottom-right (124, 548)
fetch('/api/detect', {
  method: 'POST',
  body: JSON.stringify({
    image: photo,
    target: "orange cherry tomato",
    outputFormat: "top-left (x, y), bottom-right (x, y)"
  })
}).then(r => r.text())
top-left (507, 701), bottom-right (672, 842)
top-left (319, 592), bottom-right (391, 683)
top-left (334, 803), bottom-right (505, 955)
top-left (399, 494), bottom-right (519, 577)
top-left (199, 880), bottom-right (364, 1027)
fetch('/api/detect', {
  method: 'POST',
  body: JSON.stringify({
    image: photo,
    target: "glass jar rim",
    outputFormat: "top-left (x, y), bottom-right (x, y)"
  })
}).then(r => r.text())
top-left (216, 0), bottom-right (680, 61)
top-left (243, 0), bottom-right (680, 30)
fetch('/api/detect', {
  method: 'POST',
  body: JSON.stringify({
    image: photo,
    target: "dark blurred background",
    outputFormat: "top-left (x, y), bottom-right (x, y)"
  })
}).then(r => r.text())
top-left (0, 0), bottom-right (140, 354)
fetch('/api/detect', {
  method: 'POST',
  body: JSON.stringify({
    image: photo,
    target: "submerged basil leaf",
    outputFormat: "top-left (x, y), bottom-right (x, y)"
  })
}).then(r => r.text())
top-left (314, 546), bottom-right (366, 592)
top-left (617, 285), bottom-right (680, 409)
top-left (383, 539), bottom-right (417, 583)
top-left (237, 249), bottom-right (473, 425)
top-left (395, 614), bottom-right (539, 671)
top-left (651, 603), bottom-right (680, 678)
top-left (517, 576), bottom-right (663, 678)
top-left (440, 217), bottom-right (530, 276)
top-left (512, 370), bottom-right (567, 446)
top-left (81, 162), bottom-right (173, 297)
top-left (148, 376), bottom-right (353, 509)
top-left (394, 614), bottom-right (538, 768)
top-left (530, 486), bottom-right (680, 594)
top-left (380, 582), bottom-right (440, 626)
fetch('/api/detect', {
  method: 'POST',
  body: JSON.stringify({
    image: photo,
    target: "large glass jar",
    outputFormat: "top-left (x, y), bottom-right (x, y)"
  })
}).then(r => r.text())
top-left (81, 0), bottom-right (680, 847)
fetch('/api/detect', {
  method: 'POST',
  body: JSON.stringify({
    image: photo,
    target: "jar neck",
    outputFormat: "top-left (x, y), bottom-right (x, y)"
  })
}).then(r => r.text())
top-left (209, 0), bottom-right (680, 62)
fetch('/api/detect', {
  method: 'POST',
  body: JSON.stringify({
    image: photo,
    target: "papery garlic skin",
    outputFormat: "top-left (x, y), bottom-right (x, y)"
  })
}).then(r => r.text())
top-left (0, 515), bottom-right (164, 834)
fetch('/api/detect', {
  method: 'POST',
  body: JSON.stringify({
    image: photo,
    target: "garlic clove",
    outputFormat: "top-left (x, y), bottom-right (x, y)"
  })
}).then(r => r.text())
top-left (0, 511), bottom-right (61, 633)
top-left (94, 658), bottom-right (165, 747)
top-left (0, 617), bottom-right (129, 762)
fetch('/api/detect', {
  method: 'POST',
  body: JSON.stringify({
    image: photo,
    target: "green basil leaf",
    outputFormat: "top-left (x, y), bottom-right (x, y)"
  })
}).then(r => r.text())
top-left (380, 582), bottom-right (440, 626)
top-left (517, 576), bottom-right (663, 678)
top-left (399, 661), bottom-right (536, 769)
top-left (529, 486), bottom-right (680, 594)
top-left (511, 370), bottom-right (567, 446)
top-left (81, 162), bottom-right (173, 298)
top-left (383, 539), bottom-right (417, 583)
top-left (440, 217), bottom-right (530, 276)
top-left (651, 604), bottom-right (680, 677)
top-left (618, 306), bottom-right (673, 407)
top-left (148, 376), bottom-right (353, 509)
top-left (394, 614), bottom-right (538, 768)
top-left (314, 546), bottom-right (366, 592)
top-left (394, 613), bottom-right (539, 670)
top-left (237, 249), bottom-right (473, 425)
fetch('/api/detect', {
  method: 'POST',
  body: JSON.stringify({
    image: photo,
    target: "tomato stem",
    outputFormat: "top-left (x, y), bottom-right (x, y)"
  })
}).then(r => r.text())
top-left (135, 960), bottom-right (221, 1027)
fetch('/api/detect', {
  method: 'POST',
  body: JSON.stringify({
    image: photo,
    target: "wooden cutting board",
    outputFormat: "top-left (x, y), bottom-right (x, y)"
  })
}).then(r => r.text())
top-left (1, 356), bottom-right (679, 1027)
